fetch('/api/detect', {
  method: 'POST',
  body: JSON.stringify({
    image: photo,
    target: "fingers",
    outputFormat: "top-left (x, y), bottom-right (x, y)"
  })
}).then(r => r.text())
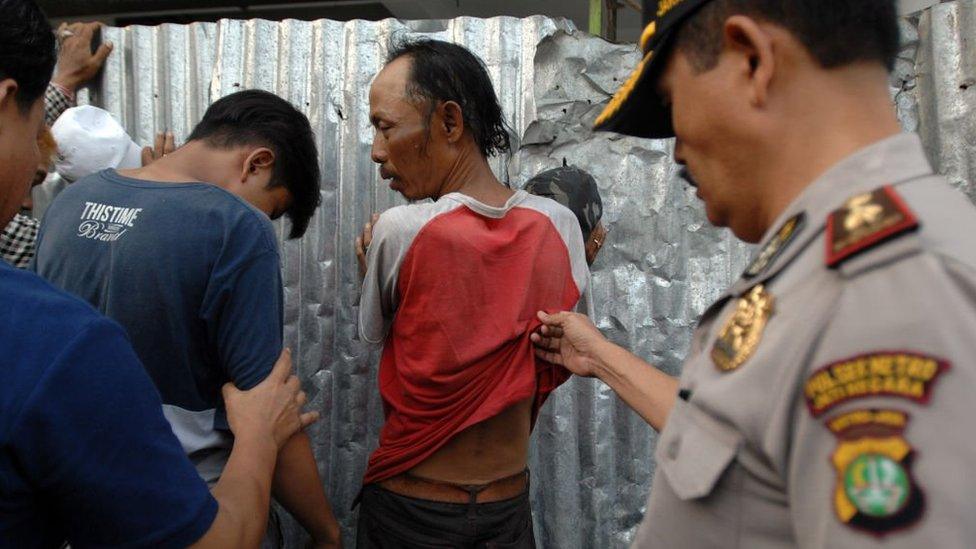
top-left (295, 390), bottom-right (307, 408)
top-left (141, 146), bottom-right (153, 166)
top-left (269, 347), bottom-right (293, 381)
top-left (529, 332), bottom-right (560, 352)
top-left (299, 410), bottom-right (321, 429)
top-left (534, 347), bottom-right (564, 366)
top-left (362, 216), bottom-right (377, 248)
top-left (154, 131), bottom-right (165, 157)
top-left (163, 131), bottom-right (175, 154)
top-left (284, 373), bottom-right (300, 393)
top-left (93, 42), bottom-right (114, 65)
top-left (77, 21), bottom-right (96, 41)
top-left (540, 324), bottom-right (563, 338)
top-left (537, 310), bottom-right (565, 325)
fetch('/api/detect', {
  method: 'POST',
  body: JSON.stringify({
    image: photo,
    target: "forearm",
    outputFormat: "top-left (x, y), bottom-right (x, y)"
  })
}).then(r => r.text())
top-left (190, 433), bottom-right (278, 549)
top-left (591, 340), bottom-right (679, 431)
top-left (273, 432), bottom-right (340, 543)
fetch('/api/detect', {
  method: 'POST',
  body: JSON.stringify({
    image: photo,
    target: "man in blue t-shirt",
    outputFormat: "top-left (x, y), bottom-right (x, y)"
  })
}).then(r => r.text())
top-left (33, 91), bottom-right (340, 544)
top-left (0, 1), bottom-right (318, 546)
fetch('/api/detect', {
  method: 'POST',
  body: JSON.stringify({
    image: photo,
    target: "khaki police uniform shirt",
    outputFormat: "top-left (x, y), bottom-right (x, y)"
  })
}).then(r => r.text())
top-left (632, 133), bottom-right (976, 548)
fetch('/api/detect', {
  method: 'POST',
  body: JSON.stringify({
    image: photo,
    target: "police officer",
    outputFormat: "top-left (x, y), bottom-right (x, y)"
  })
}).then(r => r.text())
top-left (532, 0), bottom-right (976, 546)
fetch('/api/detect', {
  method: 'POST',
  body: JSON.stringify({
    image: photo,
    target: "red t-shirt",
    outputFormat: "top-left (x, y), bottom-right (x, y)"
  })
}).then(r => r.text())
top-left (359, 191), bottom-right (589, 485)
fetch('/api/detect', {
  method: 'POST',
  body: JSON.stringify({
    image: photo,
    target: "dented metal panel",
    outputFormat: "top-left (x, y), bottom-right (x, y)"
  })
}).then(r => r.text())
top-left (81, 2), bottom-right (974, 546)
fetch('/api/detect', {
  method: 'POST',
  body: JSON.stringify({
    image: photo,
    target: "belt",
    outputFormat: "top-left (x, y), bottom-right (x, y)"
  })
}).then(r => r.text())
top-left (377, 469), bottom-right (530, 505)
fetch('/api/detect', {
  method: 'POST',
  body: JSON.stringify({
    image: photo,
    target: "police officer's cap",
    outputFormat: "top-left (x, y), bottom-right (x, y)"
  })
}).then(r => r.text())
top-left (593, 0), bottom-right (713, 139)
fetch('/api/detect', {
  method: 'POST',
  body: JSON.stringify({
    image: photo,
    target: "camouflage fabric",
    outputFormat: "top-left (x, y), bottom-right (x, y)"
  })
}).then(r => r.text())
top-left (523, 166), bottom-right (603, 241)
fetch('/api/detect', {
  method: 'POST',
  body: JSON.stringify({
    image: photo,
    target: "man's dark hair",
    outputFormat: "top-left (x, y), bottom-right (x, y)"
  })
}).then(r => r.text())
top-left (386, 38), bottom-right (511, 158)
top-left (188, 89), bottom-right (321, 239)
top-left (675, 0), bottom-right (900, 73)
top-left (0, 0), bottom-right (56, 111)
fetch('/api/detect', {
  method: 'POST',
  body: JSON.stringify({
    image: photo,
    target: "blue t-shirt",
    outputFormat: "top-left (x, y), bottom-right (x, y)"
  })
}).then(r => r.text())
top-left (34, 169), bottom-right (283, 482)
top-left (0, 261), bottom-right (217, 548)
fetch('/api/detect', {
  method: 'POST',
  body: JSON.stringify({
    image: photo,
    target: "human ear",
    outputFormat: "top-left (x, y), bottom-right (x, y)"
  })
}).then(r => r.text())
top-left (723, 15), bottom-right (774, 107)
top-left (241, 147), bottom-right (275, 182)
top-left (440, 100), bottom-right (465, 143)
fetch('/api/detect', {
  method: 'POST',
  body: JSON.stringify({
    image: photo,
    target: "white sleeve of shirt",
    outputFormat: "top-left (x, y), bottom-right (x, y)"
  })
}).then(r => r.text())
top-left (357, 203), bottom-right (452, 344)
top-left (358, 210), bottom-right (406, 344)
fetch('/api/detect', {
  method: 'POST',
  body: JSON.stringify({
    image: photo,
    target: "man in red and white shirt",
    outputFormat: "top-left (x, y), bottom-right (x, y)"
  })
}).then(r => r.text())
top-left (354, 39), bottom-right (588, 548)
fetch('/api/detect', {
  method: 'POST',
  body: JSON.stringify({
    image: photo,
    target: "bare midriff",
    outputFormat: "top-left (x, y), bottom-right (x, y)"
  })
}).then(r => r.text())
top-left (408, 397), bottom-right (533, 485)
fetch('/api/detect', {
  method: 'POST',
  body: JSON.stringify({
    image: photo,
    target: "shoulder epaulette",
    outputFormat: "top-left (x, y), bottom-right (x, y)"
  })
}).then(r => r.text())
top-left (825, 185), bottom-right (919, 268)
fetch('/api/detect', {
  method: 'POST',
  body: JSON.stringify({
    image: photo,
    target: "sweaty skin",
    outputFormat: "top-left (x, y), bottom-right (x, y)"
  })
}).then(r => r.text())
top-left (409, 398), bottom-right (533, 484)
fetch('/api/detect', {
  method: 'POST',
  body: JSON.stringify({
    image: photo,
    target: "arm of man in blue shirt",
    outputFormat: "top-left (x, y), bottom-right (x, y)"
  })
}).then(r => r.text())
top-left (214, 244), bottom-right (341, 547)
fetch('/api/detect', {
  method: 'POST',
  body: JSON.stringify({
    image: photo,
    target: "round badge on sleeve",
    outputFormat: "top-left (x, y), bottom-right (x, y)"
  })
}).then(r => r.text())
top-left (825, 409), bottom-right (924, 536)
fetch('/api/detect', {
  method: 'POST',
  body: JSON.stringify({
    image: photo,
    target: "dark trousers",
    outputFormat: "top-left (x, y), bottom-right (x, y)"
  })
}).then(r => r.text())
top-left (355, 484), bottom-right (536, 549)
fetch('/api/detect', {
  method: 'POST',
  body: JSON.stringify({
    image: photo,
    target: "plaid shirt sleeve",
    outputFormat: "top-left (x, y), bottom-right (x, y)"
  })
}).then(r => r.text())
top-left (44, 82), bottom-right (75, 126)
top-left (1, 214), bottom-right (40, 269)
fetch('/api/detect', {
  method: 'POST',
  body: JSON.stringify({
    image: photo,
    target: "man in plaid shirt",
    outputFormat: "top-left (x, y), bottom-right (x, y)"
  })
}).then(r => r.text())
top-left (1, 21), bottom-right (110, 268)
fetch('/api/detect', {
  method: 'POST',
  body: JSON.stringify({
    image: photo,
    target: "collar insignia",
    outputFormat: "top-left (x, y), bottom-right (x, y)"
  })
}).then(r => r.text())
top-left (744, 212), bottom-right (805, 279)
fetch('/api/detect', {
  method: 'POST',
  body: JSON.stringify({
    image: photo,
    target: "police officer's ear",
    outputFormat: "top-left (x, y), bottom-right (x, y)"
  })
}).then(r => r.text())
top-left (722, 15), bottom-right (775, 108)
top-left (437, 100), bottom-right (465, 145)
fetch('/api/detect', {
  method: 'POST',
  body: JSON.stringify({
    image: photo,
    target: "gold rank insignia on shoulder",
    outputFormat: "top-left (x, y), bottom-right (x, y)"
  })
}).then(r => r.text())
top-left (825, 409), bottom-right (924, 536)
top-left (711, 284), bottom-right (773, 372)
top-left (826, 185), bottom-right (918, 268)
top-left (744, 212), bottom-right (805, 279)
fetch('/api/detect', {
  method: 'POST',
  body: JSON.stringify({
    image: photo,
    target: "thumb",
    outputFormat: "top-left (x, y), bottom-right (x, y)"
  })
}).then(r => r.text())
top-left (269, 348), bottom-right (293, 381)
top-left (93, 42), bottom-right (113, 64)
top-left (537, 310), bottom-right (566, 326)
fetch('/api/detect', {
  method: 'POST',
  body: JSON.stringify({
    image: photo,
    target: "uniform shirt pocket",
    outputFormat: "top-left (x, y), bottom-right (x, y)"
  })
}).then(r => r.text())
top-left (656, 398), bottom-right (743, 500)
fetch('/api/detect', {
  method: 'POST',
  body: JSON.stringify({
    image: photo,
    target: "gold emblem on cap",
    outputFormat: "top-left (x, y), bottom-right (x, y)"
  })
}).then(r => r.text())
top-left (711, 284), bottom-right (774, 372)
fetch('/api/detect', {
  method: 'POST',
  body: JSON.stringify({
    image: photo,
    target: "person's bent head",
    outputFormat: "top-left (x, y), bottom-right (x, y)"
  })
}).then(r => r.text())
top-left (186, 89), bottom-right (321, 238)
top-left (525, 166), bottom-right (606, 266)
top-left (595, 0), bottom-right (900, 242)
top-left (369, 38), bottom-right (510, 201)
top-left (0, 0), bottom-right (56, 226)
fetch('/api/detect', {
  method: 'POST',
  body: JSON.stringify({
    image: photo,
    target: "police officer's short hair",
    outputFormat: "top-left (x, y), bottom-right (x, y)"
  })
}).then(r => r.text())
top-left (675, 0), bottom-right (900, 73)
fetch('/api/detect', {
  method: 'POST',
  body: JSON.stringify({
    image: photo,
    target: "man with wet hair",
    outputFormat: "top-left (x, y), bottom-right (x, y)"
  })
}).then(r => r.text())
top-left (355, 39), bottom-right (589, 547)
top-left (534, 0), bottom-right (976, 546)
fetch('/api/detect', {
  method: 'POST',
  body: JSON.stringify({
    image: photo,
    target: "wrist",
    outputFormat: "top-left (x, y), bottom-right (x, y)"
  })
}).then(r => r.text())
top-left (233, 428), bottom-right (278, 459)
top-left (589, 337), bottom-right (619, 378)
top-left (51, 77), bottom-right (78, 98)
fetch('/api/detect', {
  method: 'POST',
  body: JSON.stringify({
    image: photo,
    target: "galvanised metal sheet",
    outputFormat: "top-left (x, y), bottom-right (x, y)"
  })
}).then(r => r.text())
top-left (81, 2), bottom-right (973, 546)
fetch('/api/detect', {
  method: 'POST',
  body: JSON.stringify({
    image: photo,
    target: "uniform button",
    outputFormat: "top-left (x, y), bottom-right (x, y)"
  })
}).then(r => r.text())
top-left (666, 436), bottom-right (681, 460)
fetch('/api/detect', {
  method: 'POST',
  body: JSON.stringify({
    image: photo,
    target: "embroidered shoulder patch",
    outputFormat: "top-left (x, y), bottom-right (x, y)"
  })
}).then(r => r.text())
top-left (826, 186), bottom-right (919, 268)
top-left (826, 409), bottom-right (924, 536)
top-left (804, 352), bottom-right (949, 417)
top-left (744, 212), bottom-right (805, 279)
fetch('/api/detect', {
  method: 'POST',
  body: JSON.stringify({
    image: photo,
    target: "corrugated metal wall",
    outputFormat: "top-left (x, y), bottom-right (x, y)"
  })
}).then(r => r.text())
top-left (79, 1), bottom-right (974, 546)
